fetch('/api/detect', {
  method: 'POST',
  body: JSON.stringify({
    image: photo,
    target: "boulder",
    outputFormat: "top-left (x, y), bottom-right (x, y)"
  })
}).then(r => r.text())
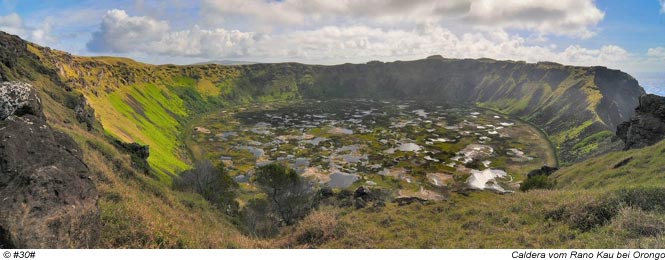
top-left (0, 81), bottom-right (43, 120)
top-left (354, 197), bottom-right (367, 209)
top-left (527, 166), bottom-right (559, 178)
top-left (617, 94), bottom-right (665, 150)
top-left (353, 186), bottom-right (372, 200)
top-left (318, 187), bottom-right (334, 199)
top-left (0, 82), bottom-right (99, 248)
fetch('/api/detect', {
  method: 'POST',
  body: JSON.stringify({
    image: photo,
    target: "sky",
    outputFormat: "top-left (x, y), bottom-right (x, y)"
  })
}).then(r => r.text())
top-left (1, 0), bottom-right (664, 94)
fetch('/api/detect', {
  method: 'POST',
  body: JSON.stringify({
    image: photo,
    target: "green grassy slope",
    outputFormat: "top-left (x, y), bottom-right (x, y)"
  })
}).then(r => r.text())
top-left (1, 32), bottom-right (260, 248)
top-left (314, 140), bottom-right (665, 248)
top-left (554, 140), bottom-right (665, 190)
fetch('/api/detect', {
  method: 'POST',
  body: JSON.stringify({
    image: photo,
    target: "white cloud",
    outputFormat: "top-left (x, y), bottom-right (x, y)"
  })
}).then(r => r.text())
top-left (0, 13), bottom-right (25, 35)
top-left (647, 47), bottom-right (665, 60)
top-left (660, 0), bottom-right (665, 13)
top-left (200, 0), bottom-right (603, 38)
top-left (30, 19), bottom-right (58, 44)
top-left (87, 9), bottom-right (170, 52)
top-left (0, 12), bottom-right (58, 44)
top-left (465, 0), bottom-right (604, 38)
top-left (87, 9), bottom-right (257, 57)
top-left (85, 10), bottom-right (629, 69)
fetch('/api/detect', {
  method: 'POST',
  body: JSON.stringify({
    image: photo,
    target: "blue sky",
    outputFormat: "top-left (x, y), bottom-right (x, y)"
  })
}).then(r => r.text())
top-left (1, 0), bottom-right (664, 94)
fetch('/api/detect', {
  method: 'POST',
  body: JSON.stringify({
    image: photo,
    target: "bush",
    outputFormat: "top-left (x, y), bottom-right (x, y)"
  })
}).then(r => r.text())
top-left (615, 187), bottom-right (665, 212)
top-left (173, 160), bottom-right (238, 215)
top-left (241, 198), bottom-right (280, 238)
top-left (612, 207), bottom-right (665, 238)
top-left (547, 196), bottom-right (619, 231)
top-left (549, 188), bottom-right (665, 233)
top-left (255, 163), bottom-right (315, 225)
top-left (520, 175), bottom-right (556, 191)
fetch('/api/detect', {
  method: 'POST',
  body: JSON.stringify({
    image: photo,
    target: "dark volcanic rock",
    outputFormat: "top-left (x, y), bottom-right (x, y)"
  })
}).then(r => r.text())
top-left (113, 140), bottom-right (150, 160)
top-left (617, 94), bottom-right (665, 150)
top-left (353, 186), bottom-right (372, 200)
top-left (73, 96), bottom-right (96, 131)
top-left (0, 81), bottom-right (43, 120)
top-left (612, 157), bottom-right (633, 169)
top-left (0, 82), bottom-right (99, 248)
top-left (527, 166), bottom-right (559, 178)
top-left (393, 196), bottom-right (429, 206)
top-left (112, 140), bottom-right (150, 174)
top-left (354, 197), bottom-right (367, 209)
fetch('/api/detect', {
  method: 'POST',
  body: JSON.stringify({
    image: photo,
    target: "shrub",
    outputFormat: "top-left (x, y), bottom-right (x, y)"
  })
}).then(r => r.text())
top-left (520, 175), bottom-right (556, 191)
top-left (241, 197), bottom-right (280, 238)
top-left (612, 207), bottom-right (665, 238)
top-left (549, 188), bottom-right (665, 232)
top-left (173, 160), bottom-right (238, 215)
top-left (255, 163), bottom-right (315, 225)
top-left (547, 195), bottom-right (620, 232)
top-left (615, 187), bottom-right (665, 212)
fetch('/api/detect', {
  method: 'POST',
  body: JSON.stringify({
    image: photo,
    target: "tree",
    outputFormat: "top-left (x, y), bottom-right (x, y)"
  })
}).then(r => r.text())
top-left (173, 160), bottom-right (238, 215)
top-left (254, 163), bottom-right (314, 225)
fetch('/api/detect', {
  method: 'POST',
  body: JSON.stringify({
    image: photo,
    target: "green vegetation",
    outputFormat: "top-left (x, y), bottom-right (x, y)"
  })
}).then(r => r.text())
top-left (254, 164), bottom-right (315, 225)
top-left (4, 36), bottom-right (657, 249)
top-left (520, 175), bottom-right (556, 191)
top-left (106, 83), bottom-right (190, 181)
top-left (173, 160), bottom-right (239, 215)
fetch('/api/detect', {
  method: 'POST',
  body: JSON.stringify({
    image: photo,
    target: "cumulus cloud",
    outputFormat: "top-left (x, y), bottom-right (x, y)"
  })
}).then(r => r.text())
top-left (30, 19), bottom-right (57, 44)
top-left (661, 0), bottom-right (665, 13)
top-left (647, 47), bottom-right (665, 60)
top-left (0, 12), bottom-right (58, 44)
top-left (87, 9), bottom-right (258, 57)
top-left (200, 0), bottom-right (603, 38)
top-left (85, 10), bottom-right (629, 69)
top-left (464, 0), bottom-right (604, 38)
top-left (87, 9), bottom-right (170, 53)
top-left (0, 13), bottom-right (25, 35)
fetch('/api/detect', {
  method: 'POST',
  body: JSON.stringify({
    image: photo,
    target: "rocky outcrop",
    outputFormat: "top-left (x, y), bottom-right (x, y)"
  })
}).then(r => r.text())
top-left (616, 94), bottom-right (665, 150)
top-left (73, 96), bottom-right (96, 131)
top-left (112, 140), bottom-right (150, 174)
top-left (0, 81), bottom-right (99, 248)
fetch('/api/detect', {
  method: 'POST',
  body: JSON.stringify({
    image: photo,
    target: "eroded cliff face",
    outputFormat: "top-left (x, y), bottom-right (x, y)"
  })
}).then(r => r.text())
top-left (617, 94), bottom-right (665, 150)
top-left (0, 82), bottom-right (99, 248)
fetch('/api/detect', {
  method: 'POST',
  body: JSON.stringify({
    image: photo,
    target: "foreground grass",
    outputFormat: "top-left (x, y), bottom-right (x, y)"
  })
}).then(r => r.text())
top-left (312, 141), bottom-right (665, 248)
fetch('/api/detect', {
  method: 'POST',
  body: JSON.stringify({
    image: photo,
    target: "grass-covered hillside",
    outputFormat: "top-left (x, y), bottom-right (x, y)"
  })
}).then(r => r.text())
top-left (313, 140), bottom-right (665, 248)
top-left (1, 31), bottom-right (263, 248)
top-left (1, 31), bottom-right (658, 248)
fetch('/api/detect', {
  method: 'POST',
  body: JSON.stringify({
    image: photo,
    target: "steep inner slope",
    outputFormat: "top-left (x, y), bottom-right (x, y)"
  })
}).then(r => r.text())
top-left (1, 31), bottom-right (259, 248)
top-left (29, 48), bottom-right (644, 179)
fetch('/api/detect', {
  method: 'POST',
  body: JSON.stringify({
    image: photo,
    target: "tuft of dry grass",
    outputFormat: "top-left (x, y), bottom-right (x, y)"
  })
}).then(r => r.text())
top-left (276, 209), bottom-right (342, 248)
top-left (611, 207), bottom-right (665, 239)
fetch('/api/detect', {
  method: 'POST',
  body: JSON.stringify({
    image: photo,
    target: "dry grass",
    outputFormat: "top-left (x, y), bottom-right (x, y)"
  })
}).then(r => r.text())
top-left (276, 209), bottom-right (342, 248)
